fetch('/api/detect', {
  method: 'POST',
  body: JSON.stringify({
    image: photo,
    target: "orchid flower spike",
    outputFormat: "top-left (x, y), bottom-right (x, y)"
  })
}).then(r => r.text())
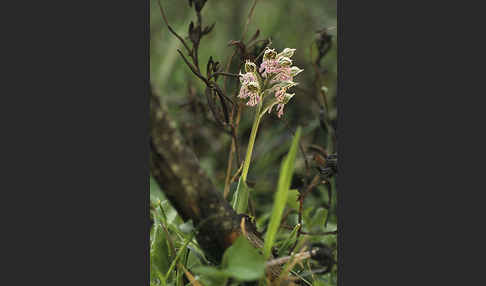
top-left (238, 47), bottom-right (303, 118)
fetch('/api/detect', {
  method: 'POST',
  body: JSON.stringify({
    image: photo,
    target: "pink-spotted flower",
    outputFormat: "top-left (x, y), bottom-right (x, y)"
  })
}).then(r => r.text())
top-left (238, 61), bottom-right (261, 106)
top-left (238, 47), bottom-right (303, 118)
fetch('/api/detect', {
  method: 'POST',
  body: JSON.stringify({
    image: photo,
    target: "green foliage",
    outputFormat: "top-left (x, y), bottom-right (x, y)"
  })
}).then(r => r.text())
top-left (150, 214), bottom-right (170, 283)
top-left (165, 233), bottom-right (195, 279)
top-left (231, 176), bottom-right (252, 214)
top-left (306, 207), bottom-right (328, 231)
top-left (263, 127), bottom-right (301, 259)
top-left (222, 236), bottom-right (265, 281)
top-left (194, 236), bottom-right (265, 283)
top-left (277, 223), bottom-right (300, 256)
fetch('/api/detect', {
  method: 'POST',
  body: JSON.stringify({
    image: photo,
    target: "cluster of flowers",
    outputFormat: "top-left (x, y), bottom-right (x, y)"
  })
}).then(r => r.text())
top-left (238, 47), bottom-right (303, 118)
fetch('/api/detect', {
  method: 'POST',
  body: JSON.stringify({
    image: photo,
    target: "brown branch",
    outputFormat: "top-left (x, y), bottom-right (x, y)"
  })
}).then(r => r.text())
top-left (150, 88), bottom-right (241, 262)
top-left (208, 71), bottom-right (239, 80)
top-left (282, 225), bottom-right (337, 236)
top-left (158, 0), bottom-right (191, 54)
top-left (177, 49), bottom-right (210, 85)
top-left (288, 174), bottom-right (321, 254)
top-left (223, 103), bottom-right (242, 199)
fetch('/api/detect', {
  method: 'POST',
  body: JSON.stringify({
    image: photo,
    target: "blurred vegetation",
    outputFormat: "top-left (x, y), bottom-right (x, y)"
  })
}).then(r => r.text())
top-left (150, 0), bottom-right (338, 285)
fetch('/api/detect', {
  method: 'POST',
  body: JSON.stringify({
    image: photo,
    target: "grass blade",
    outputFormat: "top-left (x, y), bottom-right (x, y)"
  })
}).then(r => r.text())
top-left (262, 127), bottom-right (302, 260)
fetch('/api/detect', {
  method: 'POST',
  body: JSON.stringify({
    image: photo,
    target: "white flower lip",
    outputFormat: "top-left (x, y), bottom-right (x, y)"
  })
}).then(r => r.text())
top-left (290, 66), bottom-right (304, 77)
top-left (277, 48), bottom-right (296, 59)
top-left (278, 57), bottom-right (292, 66)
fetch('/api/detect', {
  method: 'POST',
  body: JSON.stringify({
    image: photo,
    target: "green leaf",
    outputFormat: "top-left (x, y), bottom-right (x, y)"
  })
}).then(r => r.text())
top-left (222, 236), bottom-right (265, 281)
top-left (150, 220), bottom-right (170, 282)
top-left (193, 266), bottom-right (228, 278)
top-left (193, 266), bottom-right (228, 286)
top-left (310, 207), bottom-right (328, 230)
top-left (277, 223), bottom-right (301, 256)
top-left (165, 233), bottom-right (195, 279)
top-left (263, 127), bottom-right (302, 259)
top-left (231, 176), bottom-right (253, 214)
top-left (302, 207), bottom-right (314, 229)
top-left (256, 212), bottom-right (271, 231)
top-left (192, 236), bottom-right (267, 284)
top-left (178, 220), bottom-right (195, 234)
top-left (159, 199), bottom-right (179, 225)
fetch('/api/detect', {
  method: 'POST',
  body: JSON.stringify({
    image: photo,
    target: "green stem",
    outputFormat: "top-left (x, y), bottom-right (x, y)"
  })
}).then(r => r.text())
top-left (241, 98), bottom-right (263, 183)
top-left (164, 233), bottom-right (195, 280)
top-left (233, 89), bottom-right (266, 214)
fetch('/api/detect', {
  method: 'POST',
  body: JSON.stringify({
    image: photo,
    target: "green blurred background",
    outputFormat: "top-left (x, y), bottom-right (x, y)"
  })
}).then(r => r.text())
top-left (151, 0), bottom-right (336, 102)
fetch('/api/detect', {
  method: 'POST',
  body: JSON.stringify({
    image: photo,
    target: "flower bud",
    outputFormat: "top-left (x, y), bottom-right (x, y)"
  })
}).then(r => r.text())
top-left (277, 48), bottom-right (296, 58)
top-left (278, 56), bottom-right (292, 66)
top-left (282, 93), bottom-right (295, 104)
top-left (245, 61), bottom-right (257, 73)
top-left (290, 66), bottom-right (304, 77)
